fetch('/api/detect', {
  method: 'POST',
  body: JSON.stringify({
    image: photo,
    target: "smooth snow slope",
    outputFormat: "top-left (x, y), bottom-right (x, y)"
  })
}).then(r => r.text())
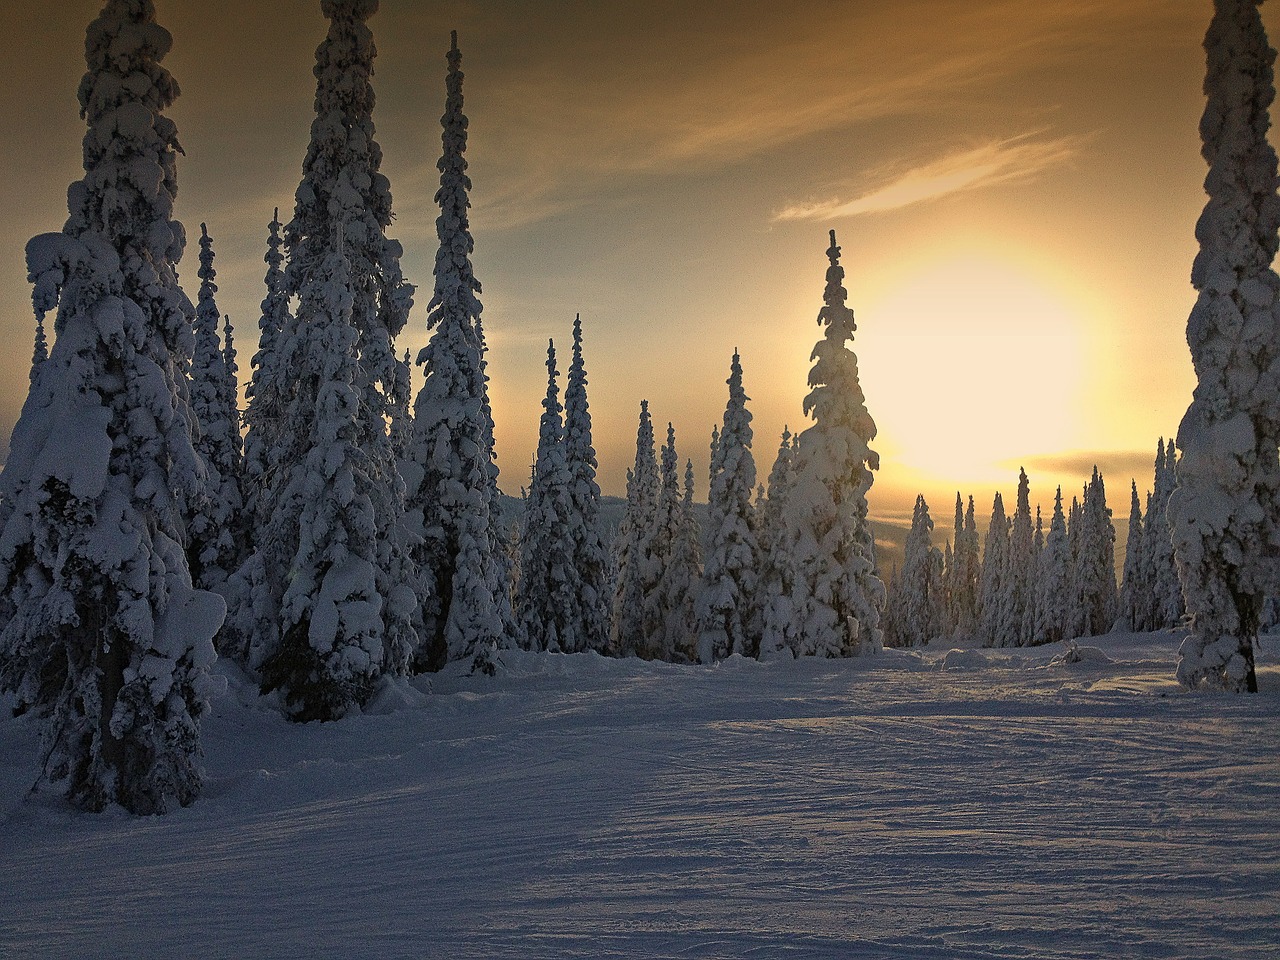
top-left (1, 632), bottom-right (1277, 960)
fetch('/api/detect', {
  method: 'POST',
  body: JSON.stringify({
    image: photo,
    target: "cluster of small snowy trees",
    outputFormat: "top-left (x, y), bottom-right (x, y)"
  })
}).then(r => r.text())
top-left (608, 234), bottom-right (884, 663)
top-left (884, 442), bottom-right (1187, 650)
top-left (516, 320), bottom-right (611, 656)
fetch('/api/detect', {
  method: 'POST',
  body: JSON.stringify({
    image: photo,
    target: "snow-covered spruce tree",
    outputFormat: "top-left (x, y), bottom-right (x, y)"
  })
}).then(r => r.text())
top-left (0, 0), bottom-right (222, 813)
top-left (612, 402), bottom-right (660, 656)
top-left (948, 494), bottom-right (981, 639)
top-left (1029, 504), bottom-right (1045, 636)
top-left (1034, 486), bottom-right (1075, 644)
top-left (390, 349), bottom-right (412, 461)
top-left (517, 341), bottom-right (578, 652)
top-left (1172, 0), bottom-right (1280, 692)
top-left (226, 211), bottom-right (293, 667)
top-left (1146, 437), bottom-right (1185, 630)
top-left (649, 424), bottom-right (692, 660)
top-left (257, 248), bottom-right (386, 721)
top-left (666, 459), bottom-right (704, 663)
top-left (186, 225), bottom-right (246, 603)
top-left (787, 231), bottom-right (884, 657)
top-left (893, 495), bottom-right (944, 647)
top-left (477, 313), bottom-right (521, 652)
top-left (978, 493), bottom-right (1011, 646)
top-left (758, 428), bottom-right (800, 658)
top-left (696, 350), bottom-right (761, 662)
top-left (252, 0), bottom-right (419, 688)
top-left (220, 316), bottom-right (243, 477)
top-left (941, 539), bottom-right (955, 635)
top-left (1077, 467), bottom-right (1118, 637)
top-left (406, 32), bottom-right (510, 673)
top-left (1000, 468), bottom-right (1037, 646)
top-left (241, 209), bottom-right (291, 533)
top-left (1140, 490), bottom-right (1157, 629)
top-left (1137, 439), bottom-right (1168, 631)
top-left (1066, 493), bottom-right (1087, 639)
top-left (562, 314), bottom-right (611, 653)
top-left (1119, 480), bottom-right (1147, 631)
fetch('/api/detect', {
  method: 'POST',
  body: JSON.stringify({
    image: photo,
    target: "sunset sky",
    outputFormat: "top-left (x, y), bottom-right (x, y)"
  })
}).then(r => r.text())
top-left (0, 0), bottom-right (1271, 532)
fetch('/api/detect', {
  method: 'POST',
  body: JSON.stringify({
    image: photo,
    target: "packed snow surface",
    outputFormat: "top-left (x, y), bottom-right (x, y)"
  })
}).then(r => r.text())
top-left (2, 631), bottom-right (1277, 959)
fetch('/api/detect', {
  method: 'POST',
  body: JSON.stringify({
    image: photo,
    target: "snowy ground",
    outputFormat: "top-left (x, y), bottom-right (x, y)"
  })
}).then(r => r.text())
top-left (1, 631), bottom-right (1278, 960)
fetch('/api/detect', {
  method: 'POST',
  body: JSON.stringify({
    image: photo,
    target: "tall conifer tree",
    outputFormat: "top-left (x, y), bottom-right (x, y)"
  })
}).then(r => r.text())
top-left (649, 424), bottom-right (691, 660)
top-left (759, 429), bottom-right (800, 658)
top-left (663, 457), bottom-right (704, 663)
top-left (0, 0), bottom-right (222, 812)
top-left (252, 0), bottom-right (419, 698)
top-left (696, 351), bottom-right (760, 661)
top-left (1146, 438), bottom-right (1185, 629)
top-left (1171, 0), bottom-right (1280, 692)
top-left (406, 31), bottom-right (508, 672)
top-left (979, 493), bottom-right (1011, 646)
top-left (187, 225), bottom-right (245, 601)
top-left (1035, 487), bottom-right (1074, 644)
top-left (1001, 468), bottom-right (1036, 646)
top-left (563, 315), bottom-right (611, 652)
top-left (1119, 480), bottom-right (1147, 631)
top-left (612, 402), bottom-right (660, 656)
top-left (1066, 494), bottom-right (1086, 639)
top-left (950, 494), bottom-right (981, 639)
top-left (893, 494), bottom-right (944, 647)
top-left (787, 231), bottom-right (884, 657)
top-left (242, 209), bottom-right (291, 533)
top-left (1077, 468), bottom-right (1118, 637)
top-left (259, 248), bottom-right (386, 720)
top-left (517, 342), bottom-right (578, 652)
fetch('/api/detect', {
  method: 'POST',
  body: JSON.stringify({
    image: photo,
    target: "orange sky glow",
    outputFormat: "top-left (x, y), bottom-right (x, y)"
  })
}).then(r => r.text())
top-left (0, 0), bottom-right (1270, 545)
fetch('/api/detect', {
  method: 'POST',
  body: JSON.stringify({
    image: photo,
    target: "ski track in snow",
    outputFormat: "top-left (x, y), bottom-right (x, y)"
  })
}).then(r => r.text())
top-left (1, 633), bottom-right (1278, 960)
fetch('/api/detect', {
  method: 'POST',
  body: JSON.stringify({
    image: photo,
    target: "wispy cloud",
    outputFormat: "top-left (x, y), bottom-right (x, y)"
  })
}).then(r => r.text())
top-left (1010, 449), bottom-right (1159, 489)
top-left (773, 132), bottom-right (1085, 222)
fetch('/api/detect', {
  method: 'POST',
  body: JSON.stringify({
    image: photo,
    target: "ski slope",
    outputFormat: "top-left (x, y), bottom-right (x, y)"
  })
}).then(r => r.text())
top-left (2, 632), bottom-right (1277, 959)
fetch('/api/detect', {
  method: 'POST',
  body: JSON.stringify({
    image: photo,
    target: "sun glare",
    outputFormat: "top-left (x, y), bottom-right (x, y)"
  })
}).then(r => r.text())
top-left (856, 254), bottom-right (1089, 490)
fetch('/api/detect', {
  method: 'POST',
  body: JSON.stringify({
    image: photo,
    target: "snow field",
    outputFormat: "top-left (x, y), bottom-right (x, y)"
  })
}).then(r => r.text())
top-left (2, 631), bottom-right (1277, 959)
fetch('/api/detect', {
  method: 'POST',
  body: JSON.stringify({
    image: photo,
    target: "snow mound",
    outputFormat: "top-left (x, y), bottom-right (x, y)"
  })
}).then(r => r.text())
top-left (1049, 641), bottom-right (1113, 667)
top-left (364, 676), bottom-right (433, 715)
top-left (937, 648), bottom-right (992, 671)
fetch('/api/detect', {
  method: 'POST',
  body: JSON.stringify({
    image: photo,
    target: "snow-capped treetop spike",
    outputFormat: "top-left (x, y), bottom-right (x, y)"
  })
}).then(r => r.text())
top-left (828, 229), bottom-right (839, 263)
top-left (198, 223), bottom-right (215, 284)
top-left (320, 0), bottom-right (378, 20)
top-left (451, 29), bottom-right (458, 52)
